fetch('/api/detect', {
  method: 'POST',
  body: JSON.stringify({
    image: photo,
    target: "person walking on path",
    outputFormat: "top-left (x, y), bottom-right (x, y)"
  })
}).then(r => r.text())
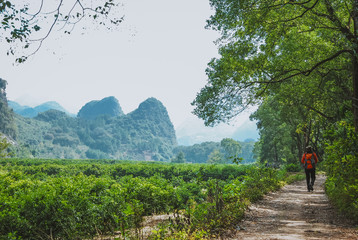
top-left (301, 146), bottom-right (318, 192)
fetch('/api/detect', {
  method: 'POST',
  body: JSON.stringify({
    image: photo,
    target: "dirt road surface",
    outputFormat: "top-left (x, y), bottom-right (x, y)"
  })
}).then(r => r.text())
top-left (230, 175), bottom-right (358, 240)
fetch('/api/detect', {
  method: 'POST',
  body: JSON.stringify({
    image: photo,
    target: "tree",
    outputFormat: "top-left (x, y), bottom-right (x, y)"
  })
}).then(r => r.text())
top-left (0, 78), bottom-right (16, 139)
top-left (171, 151), bottom-right (186, 163)
top-left (0, 0), bottom-right (123, 63)
top-left (220, 138), bottom-right (241, 163)
top-left (0, 133), bottom-right (11, 157)
top-left (192, 0), bottom-right (358, 131)
top-left (207, 149), bottom-right (225, 164)
top-left (250, 96), bottom-right (304, 165)
top-left (192, 0), bottom-right (358, 219)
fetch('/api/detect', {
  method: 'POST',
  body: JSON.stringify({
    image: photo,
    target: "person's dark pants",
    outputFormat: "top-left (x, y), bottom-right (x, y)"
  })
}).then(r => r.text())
top-left (305, 168), bottom-right (316, 190)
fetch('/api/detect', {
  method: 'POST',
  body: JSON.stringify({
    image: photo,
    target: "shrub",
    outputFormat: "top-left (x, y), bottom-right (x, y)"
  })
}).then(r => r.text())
top-left (324, 122), bottom-right (358, 222)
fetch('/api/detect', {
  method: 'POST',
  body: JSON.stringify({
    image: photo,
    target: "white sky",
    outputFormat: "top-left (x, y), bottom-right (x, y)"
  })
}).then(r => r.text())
top-left (1, 0), bottom-right (255, 139)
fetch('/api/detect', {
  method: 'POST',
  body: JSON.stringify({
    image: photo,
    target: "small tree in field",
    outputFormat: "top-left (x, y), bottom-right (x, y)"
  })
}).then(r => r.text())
top-left (207, 149), bottom-right (225, 164)
top-left (171, 152), bottom-right (186, 163)
top-left (0, 134), bottom-right (12, 157)
top-left (220, 138), bottom-right (241, 163)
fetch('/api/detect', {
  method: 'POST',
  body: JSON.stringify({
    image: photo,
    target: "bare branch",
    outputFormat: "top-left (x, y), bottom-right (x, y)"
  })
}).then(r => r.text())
top-left (28, 0), bottom-right (44, 21)
top-left (58, 0), bottom-right (82, 32)
top-left (29, 0), bottom-right (63, 42)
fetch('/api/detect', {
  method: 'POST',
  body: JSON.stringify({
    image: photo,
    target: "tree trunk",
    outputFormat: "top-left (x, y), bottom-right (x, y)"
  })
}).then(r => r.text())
top-left (353, 1), bottom-right (358, 132)
top-left (296, 132), bottom-right (303, 162)
top-left (353, 55), bottom-right (358, 131)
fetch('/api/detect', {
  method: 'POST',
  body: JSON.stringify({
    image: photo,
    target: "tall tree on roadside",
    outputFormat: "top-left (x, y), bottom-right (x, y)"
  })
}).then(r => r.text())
top-left (192, 0), bottom-right (358, 131)
top-left (250, 96), bottom-right (301, 165)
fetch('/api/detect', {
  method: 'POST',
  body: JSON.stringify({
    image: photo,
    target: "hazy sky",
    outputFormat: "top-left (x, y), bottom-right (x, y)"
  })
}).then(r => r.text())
top-left (1, 0), bottom-right (253, 134)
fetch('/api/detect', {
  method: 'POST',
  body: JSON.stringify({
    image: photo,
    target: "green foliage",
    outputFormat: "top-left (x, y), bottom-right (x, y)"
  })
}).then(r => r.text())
top-left (207, 149), bottom-right (225, 164)
top-left (283, 163), bottom-right (302, 173)
top-left (193, 0), bottom-right (357, 127)
top-left (173, 140), bottom-right (256, 164)
top-left (174, 142), bottom-right (220, 163)
top-left (0, 173), bottom-right (142, 239)
top-left (251, 96), bottom-right (302, 166)
top-left (324, 122), bottom-right (358, 222)
top-left (220, 138), bottom-right (241, 163)
top-left (0, 134), bottom-right (12, 157)
top-left (179, 166), bottom-right (287, 237)
top-left (0, 78), bottom-right (16, 139)
top-left (238, 140), bottom-right (255, 164)
top-left (0, 159), bottom-right (301, 239)
top-left (171, 152), bottom-right (186, 163)
top-left (191, 0), bottom-right (358, 223)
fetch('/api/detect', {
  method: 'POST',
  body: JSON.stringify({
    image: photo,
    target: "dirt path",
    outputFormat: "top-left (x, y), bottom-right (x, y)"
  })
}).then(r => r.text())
top-left (229, 175), bottom-right (358, 240)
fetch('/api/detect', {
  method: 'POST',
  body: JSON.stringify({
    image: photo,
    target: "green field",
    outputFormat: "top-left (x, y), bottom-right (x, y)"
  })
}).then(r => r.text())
top-left (0, 159), bottom-right (294, 239)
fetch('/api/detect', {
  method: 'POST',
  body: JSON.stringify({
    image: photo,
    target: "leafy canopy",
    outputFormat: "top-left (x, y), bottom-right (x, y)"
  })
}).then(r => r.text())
top-left (192, 0), bottom-right (357, 127)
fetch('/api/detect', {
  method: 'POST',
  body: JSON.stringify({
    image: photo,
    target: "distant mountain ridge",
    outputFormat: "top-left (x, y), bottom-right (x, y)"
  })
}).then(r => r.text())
top-left (77, 96), bottom-right (124, 120)
top-left (13, 96), bottom-right (177, 161)
top-left (8, 99), bottom-right (258, 147)
top-left (6, 95), bottom-right (258, 161)
top-left (8, 100), bottom-right (74, 118)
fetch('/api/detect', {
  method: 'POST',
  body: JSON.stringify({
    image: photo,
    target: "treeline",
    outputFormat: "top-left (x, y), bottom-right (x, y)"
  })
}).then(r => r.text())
top-left (0, 158), bottom-right (299, 239)
top-left (173, 139), bottom-right (255, 164)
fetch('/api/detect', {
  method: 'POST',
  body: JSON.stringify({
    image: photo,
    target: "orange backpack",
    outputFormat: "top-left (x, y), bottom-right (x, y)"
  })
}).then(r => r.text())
top-left (304, 153), bottom-right (316, 169)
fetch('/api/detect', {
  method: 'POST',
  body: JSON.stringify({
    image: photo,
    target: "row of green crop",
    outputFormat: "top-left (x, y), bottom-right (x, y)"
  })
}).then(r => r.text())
top-left (0, 170), bottom-right (204, 239)
top-left (0, 159), bottom-right (295, 239)
top-left (0, 158), bottom-right (251, 182)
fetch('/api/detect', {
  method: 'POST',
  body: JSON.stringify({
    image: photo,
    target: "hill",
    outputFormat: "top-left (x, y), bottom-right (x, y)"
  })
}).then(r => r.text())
top-left (3, 92), bottom-right (257, 162)
top-left (8, 100), bottom-right (74, 118)
top-left (13, 97), bottom-right (177, 161)
top-left (77, 96), bottom-right (124, 120)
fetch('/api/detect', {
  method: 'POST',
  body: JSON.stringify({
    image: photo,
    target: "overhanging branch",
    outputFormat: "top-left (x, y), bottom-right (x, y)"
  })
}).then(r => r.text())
top-left (253, 49), bottom-right (354, 84)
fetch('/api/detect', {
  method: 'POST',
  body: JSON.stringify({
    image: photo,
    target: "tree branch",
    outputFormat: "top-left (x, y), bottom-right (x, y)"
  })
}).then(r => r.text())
top-left (28, 0), bottom-right (44, 21)
top-left (264, 0), bottom-right (320, 24)
top-left (322, 0), bottom-right (356, 43)
top-left (253, 49), bottom-right (354, 84)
